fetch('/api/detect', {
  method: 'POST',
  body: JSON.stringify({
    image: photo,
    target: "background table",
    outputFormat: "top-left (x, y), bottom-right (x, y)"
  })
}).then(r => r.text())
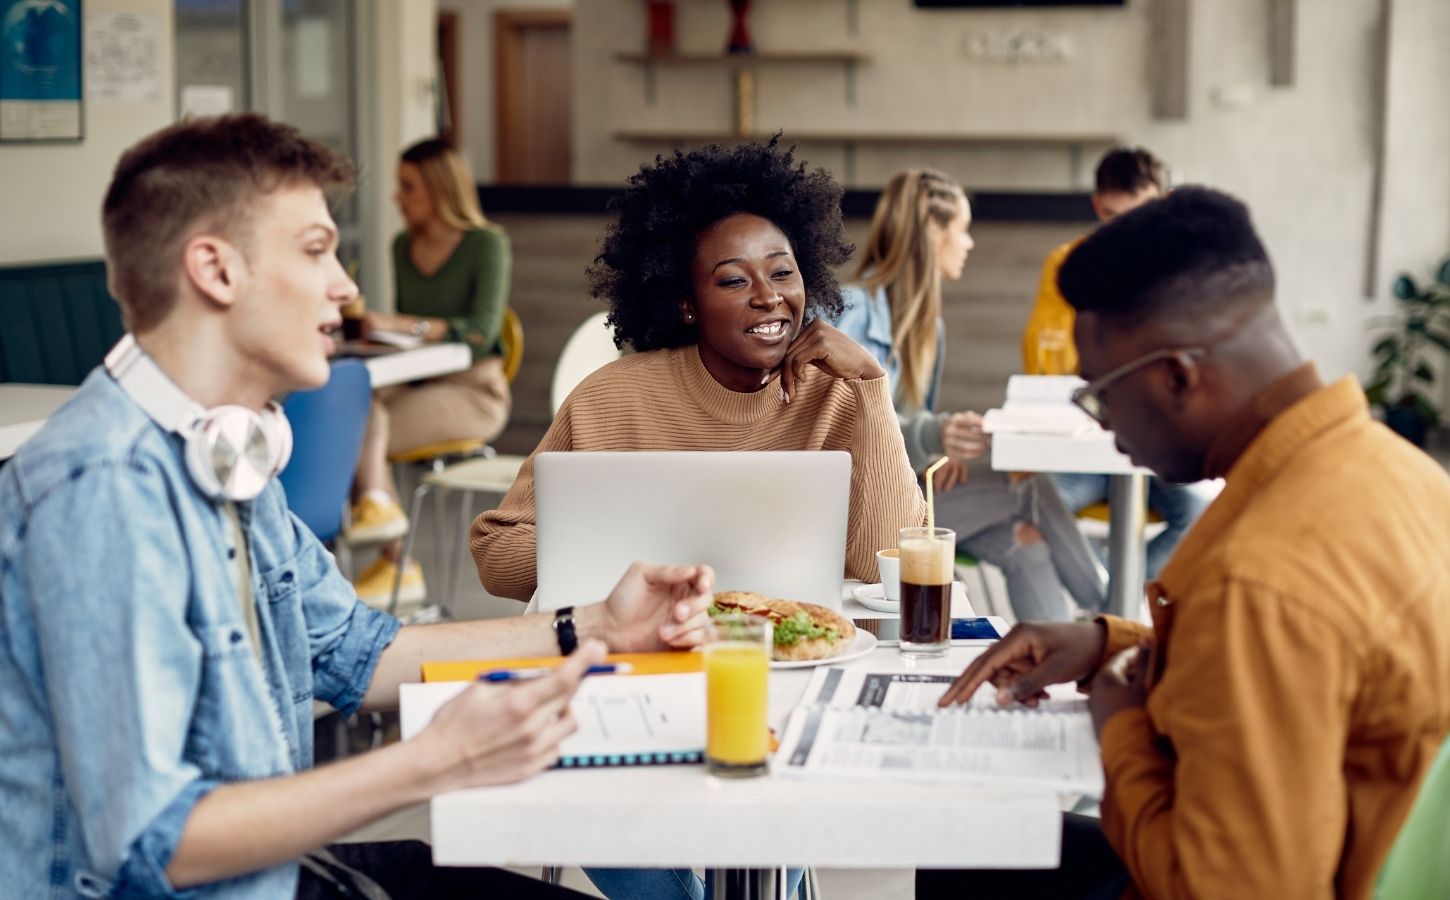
top-left (990, 429), bottom-right (1150, 619)
top-left (400, 645), bottom-right (1063, 898)
top-left (0, 384), bottom-right (76, 460)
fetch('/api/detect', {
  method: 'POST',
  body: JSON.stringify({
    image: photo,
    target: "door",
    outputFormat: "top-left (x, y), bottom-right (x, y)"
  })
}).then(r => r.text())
top-left (495, 11), bottom-right (571, 184)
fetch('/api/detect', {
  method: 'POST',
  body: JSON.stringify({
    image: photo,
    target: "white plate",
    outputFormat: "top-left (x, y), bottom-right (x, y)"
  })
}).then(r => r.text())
top-left (770, 629), bottom-right (877, 670)
top-left (851, 583), bottom-right (900, 614)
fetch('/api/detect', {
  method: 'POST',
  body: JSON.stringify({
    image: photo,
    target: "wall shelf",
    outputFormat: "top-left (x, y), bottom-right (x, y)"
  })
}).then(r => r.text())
top-left (616, 50), bottom-right (868, 106)
top-left (611, 130), bottom-right (1122, 187)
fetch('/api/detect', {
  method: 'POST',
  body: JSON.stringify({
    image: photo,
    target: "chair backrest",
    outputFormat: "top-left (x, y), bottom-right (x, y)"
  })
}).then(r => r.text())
top-left (550, 311), bottom-right (621, 415)
top-left (278, 359), bottom-right (372, 544)
top-left (0, 259), bottom-right (124, 385)
top-left (1376, 734), bottom-right (1450, 899)
top-left (500, 307), bottom-right (524, 384)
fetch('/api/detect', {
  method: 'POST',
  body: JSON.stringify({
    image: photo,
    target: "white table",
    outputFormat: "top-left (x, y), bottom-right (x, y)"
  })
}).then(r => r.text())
top-left (402, 645), bottom-right (1063, 898)
top-left (0, 384), bottom-right (76, 459)
top-left (359, 343), bottom-right (472, 389)
top-left (990, 429), bottom-right (1149, 619)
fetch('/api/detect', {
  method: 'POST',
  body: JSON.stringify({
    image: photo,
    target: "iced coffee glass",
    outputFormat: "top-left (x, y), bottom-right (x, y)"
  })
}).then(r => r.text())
top-left (898, 526), bottom-right (955, 658)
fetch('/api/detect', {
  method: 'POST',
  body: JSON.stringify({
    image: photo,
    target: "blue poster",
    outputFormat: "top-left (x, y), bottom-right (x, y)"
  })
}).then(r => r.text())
top-left (1, 0), bottom-right (83, 140)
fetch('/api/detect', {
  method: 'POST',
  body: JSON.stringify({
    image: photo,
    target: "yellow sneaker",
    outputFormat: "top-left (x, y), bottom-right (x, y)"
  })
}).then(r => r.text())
top-left (345, 495), bottom-right (409, 544)
top-left (353, 556), bottom-right (426, 610)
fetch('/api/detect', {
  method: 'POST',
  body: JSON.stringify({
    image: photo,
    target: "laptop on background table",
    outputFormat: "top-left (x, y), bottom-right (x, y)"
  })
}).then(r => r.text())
top-left (534, 451), bottom-right (851, 612)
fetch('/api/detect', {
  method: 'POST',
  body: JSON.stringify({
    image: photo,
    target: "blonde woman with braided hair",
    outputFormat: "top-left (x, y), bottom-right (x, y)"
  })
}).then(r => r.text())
top-left (835, 169), bottom-right (1106, 622)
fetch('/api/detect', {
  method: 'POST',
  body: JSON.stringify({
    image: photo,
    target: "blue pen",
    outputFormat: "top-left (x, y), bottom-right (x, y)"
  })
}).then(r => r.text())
top-left (478, 663), bottom-right (634, 683)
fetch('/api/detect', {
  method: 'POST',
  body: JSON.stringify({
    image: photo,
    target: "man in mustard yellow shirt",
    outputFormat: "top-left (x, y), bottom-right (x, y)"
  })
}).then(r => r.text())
top-left (920, 187), bottom-right (1450, 898)
top-left (1023, 147), bottom-right (1211, 579)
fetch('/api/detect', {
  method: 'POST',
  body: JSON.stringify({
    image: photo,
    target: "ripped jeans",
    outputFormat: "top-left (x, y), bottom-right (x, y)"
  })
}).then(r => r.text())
top-left (930, 467), bottom-right (1107, 623)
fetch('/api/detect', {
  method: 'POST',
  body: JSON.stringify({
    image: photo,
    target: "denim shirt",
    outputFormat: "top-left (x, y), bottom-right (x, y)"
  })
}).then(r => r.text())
top-left (834, 282), bottom-right (948, 472)
top-left (0, 370), bottom-right (401, 899)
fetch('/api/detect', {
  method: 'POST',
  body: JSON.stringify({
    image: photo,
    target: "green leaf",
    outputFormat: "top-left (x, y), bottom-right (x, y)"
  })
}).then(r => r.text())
top-left (1425, 330), bottom-right (1450, 353)
top-left (1413, 362), bottom-right (1436, 383)
top-left (1365, 381), bottom-right (1389, 406)
top-left (1437, 257), bottom-right (1450, 286)
top-left (1372, 336), bottom-right (1397, 358)
top-left (1394, 274), bottom-right (1418, 300)
top-left (1413, 394), bottom-right (1441, 427)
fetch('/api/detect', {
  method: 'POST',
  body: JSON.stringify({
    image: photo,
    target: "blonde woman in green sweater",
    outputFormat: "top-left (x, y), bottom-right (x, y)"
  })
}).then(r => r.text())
top-left (350, 138), bottom-right (513, 604)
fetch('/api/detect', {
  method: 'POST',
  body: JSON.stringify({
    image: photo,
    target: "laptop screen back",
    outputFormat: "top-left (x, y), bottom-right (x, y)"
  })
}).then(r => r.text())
top-left (534, 451), bottom-right (851, 612)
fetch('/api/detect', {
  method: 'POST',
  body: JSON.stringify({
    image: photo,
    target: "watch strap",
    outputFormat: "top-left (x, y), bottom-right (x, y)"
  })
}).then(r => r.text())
top-left (553, 606), bottom-right (579, 656)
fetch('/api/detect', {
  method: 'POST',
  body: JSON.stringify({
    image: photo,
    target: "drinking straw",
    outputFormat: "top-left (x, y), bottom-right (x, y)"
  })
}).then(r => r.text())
top-left (923, 455), bottom-right (949, 531)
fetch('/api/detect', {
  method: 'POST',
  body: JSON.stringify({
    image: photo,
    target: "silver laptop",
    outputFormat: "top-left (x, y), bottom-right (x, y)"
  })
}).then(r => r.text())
top-left (534, 451), bottom-right (851, 612)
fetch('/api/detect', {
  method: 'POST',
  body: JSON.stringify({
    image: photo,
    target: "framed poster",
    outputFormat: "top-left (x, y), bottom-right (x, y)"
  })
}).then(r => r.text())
top-left (0, 0), bottom-right (84, 142)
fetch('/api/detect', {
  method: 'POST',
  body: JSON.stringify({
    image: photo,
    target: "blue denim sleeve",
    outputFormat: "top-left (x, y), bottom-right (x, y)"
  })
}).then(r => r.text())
top-left (278, 504), bottom-right (401, 716)
top-left (21, 461), bottom-right (216, 894)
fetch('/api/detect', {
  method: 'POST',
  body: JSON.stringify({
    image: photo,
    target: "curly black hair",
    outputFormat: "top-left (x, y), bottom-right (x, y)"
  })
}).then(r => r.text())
top-left (588, 136), bottom-right (854, 351)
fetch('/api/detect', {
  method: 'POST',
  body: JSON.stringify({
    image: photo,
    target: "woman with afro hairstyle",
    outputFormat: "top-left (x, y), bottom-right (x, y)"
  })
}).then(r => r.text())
top-left (471, 137), bottom-right (924, 610)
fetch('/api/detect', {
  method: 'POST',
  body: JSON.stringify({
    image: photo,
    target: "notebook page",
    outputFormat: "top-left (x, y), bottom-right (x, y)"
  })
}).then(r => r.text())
top-left (400, 673), bottom-right (705, 765)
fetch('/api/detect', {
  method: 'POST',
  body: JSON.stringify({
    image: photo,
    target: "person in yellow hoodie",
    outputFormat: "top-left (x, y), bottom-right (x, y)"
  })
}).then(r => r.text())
top-left (920, 187), bottom-right (1450, 899)
top-left (1024, 147), bottom-right (1212, 579)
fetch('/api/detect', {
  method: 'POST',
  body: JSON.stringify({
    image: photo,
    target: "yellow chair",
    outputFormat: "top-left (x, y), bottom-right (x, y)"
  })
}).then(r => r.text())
top-left (387, 308), bottom-right (526, 616)
top-left (1078, 502), bottom-right (1165, 525)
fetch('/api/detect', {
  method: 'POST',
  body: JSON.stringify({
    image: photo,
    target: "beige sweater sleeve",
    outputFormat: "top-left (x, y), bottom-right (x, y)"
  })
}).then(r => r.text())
top-left (469, 404), bottom-right (574, 602)
top-left (841, 375), bottom-right (928, 582)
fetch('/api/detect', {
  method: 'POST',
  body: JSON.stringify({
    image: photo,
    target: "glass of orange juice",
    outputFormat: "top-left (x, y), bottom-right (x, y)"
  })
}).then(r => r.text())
top-left (704, 614), bottom-right (772, 777)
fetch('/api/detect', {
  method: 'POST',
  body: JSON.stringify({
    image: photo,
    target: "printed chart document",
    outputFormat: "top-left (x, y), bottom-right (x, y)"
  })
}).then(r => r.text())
top-left (774, 667), bottom-right (1104, 796)
top-left (401, 673), bottom-right (705, 767)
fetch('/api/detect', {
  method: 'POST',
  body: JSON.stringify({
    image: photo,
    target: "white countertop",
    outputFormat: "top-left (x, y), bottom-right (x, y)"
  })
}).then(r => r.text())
top-left (408, 645), bottom-right (1062, 870)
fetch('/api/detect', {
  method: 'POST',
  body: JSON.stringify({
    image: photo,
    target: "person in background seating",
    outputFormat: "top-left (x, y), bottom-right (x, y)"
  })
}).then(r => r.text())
top-left (1022, 146), bottom-right (1213, 579)
top-left (836, 168), bottom-right (1106, 622)
top-left (348, 137), bottom-right (513, 607)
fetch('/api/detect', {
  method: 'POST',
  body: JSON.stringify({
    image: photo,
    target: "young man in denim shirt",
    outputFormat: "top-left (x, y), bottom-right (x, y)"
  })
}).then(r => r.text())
top-left (0, 115), bottom-right (714, 899)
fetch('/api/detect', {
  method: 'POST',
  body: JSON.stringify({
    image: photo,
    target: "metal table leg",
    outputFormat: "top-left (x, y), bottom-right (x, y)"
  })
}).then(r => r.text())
top-left (1106, 472), bottom-right (1148, 619)
top-left (711, 867), bottom-right (787, 900)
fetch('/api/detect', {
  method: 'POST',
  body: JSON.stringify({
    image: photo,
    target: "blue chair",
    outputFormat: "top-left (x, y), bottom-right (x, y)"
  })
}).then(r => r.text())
top-left (279, 359), bottom-right (372, 545)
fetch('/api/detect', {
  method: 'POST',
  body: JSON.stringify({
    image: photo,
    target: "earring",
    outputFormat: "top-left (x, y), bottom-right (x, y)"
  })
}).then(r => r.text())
top-left (684, 312), bottom-right (695, 323)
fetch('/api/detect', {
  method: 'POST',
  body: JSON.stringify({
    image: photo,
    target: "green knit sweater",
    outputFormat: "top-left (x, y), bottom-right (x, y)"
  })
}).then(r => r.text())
top-left (392, 227), bottom-right (511, 362)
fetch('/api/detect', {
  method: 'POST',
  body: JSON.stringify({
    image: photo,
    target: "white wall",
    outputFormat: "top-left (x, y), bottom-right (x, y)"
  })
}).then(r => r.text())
top-left (567, 0), bottom-right (1450, 388)
top-left (437, 0), bottom-right (574, 183)
top-left (0, 0), bottom-right (174, 265)
top-left (359, 0), bottom-right (440, 310)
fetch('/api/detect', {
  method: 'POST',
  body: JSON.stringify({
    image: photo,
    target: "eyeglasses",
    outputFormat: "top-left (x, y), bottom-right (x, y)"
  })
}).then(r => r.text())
top-left (1071, 347), bottom-right (1207, 427)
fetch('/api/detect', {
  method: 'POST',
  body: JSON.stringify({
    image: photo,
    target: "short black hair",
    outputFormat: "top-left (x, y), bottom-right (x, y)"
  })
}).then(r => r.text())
top-left (1058, 186), bottom-right (1274, 321)
top-left (1095, 146), bottom-right (1165, 195)
top-left (588, 136), bottom-right (853, 351)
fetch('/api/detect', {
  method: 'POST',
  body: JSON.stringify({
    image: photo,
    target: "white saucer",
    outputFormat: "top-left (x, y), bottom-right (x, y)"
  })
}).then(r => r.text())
top-left (851, 583), bottom-right (900, 614)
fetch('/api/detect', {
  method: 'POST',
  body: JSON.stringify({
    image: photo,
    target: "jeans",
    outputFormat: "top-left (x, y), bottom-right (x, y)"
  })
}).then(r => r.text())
top-left (933, 468), bottom-right (1108, 622)
top-left (1051, 474), bottom-right (1214, 579)
top-left (914, 813), bottom-right (1129, 900)
top-left (584, 866), bottom-right (806, 900)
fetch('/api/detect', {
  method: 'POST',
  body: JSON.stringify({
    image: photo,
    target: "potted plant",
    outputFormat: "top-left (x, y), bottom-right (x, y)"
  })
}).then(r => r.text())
top-left (1366, 255), bottom-right (1450, 446)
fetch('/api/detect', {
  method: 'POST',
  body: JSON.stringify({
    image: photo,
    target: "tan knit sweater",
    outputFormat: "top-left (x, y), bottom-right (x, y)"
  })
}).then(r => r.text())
top-left (470, 345), bottom-right (927, 601)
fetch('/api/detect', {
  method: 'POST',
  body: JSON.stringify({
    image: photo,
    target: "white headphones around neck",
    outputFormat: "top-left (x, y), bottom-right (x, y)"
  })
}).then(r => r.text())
top-left (104, 334), bottom-right (292, 502)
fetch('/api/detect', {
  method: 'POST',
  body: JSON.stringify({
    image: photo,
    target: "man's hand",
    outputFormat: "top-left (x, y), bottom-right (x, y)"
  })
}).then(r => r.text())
top-left (1086, 644), bottom-right (1151, 737)
top-left (941, 411), bottom-right (989, 462)
top-left (418, 640), bottom-right (606, 792)
top-left (593, 562), bottom-right (715, 652)
top-left (774, 320), bottom-right (887, 403)
top-left (931, 458), bottom-right (970, 494)
top-left (939, 621), bottom-right (1106, 707)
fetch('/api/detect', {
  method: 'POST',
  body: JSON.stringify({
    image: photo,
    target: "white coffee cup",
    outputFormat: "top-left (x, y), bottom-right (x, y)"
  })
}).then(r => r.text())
top-left (876, 548), bottom-right (901, 602)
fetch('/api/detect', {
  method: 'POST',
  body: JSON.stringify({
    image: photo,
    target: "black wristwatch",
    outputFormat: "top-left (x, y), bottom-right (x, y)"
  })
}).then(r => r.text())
top-left (552, 606), bottom-right (578, 656)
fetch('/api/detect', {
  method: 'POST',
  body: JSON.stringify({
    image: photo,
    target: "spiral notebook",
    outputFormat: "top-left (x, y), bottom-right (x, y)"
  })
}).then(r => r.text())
top-left (774, 667), bottom-right (1104, 796)
top-left (399, 672), bottom-right (706, 768)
